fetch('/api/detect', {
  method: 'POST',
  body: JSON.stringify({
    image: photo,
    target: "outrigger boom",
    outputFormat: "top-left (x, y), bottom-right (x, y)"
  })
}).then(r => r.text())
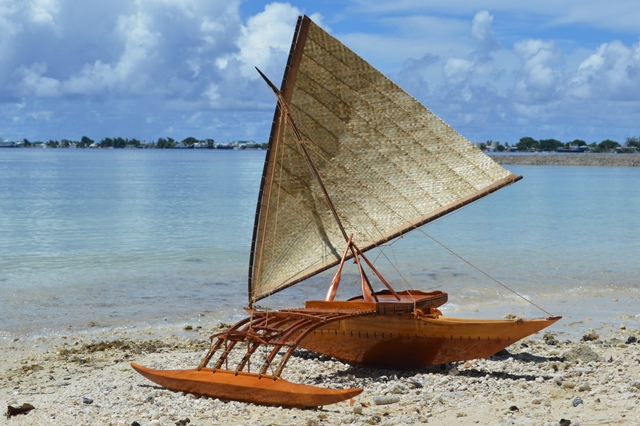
top-left (134, 309), bottom-right (371, 407)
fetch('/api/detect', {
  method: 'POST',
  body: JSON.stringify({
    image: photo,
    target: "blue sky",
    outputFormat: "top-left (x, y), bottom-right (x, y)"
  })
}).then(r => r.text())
top-left (1, 0), bottom-right (639, 145)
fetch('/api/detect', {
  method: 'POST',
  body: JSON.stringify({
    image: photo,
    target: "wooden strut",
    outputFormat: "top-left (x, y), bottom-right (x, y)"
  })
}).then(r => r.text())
top-left (326, 235), bottom-right (401, 302)
top-left (197, 309), bottom-right (373, 380)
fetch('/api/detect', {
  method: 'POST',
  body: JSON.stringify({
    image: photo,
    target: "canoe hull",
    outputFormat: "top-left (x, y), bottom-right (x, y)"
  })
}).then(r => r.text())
top-left (130, 363), bottom-right (361, 407)
top-left (299, 314), bottom-right (561, 369)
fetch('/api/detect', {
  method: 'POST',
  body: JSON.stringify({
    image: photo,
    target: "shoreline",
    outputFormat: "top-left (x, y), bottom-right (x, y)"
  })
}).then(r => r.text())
top-left (490, 153), bottom-right (640, 166)
top-left (3, 323), bottom-right (639, 425)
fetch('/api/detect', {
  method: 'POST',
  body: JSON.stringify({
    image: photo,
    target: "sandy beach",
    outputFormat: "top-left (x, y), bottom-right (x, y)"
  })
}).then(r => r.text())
top-left (491, 153), bottom-right (640, 167)
top-left (3, 322), bottom-right (639, 425)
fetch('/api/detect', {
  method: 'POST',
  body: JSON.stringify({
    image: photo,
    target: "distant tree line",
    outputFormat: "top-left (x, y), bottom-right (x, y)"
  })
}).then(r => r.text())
top-left (16, 136), bottom-right (268, 149)
top-left (480, 136), bottom-right (640, 153)
top-left (9, 135), bottom-right (640, 152)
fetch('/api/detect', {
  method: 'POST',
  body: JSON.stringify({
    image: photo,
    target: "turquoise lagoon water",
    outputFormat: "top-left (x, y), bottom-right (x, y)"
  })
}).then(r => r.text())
top-left (1, 149), bottom-right (639, 341)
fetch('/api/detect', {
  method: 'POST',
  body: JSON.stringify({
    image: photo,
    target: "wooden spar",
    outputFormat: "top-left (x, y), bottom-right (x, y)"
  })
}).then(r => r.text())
top-left (325, 234), bottom-right (353, 301)
top-left (325, 235), bottom-right (401, 302)
top-left (352, 241), bottom-right (400, 300)
top-left (255, 67), bottom-right (378, 300)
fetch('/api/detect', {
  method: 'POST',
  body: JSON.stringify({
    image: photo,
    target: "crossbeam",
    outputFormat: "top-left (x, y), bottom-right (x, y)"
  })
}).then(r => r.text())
top-left (197, 308), bottom-right (374, 380)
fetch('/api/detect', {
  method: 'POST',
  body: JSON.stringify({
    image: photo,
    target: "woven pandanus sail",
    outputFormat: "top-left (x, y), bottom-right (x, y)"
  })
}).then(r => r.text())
top-left (248, 16), bottom-right (520, 303)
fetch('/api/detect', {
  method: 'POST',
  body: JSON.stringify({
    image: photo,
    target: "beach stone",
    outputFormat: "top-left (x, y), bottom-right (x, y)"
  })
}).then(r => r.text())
top-left (387, 383), bottom-right (409, 394)
top-left (581, 329), bottom-right (599, 341)
top-left (373, 395), bottom-right (400, 405)
top-left (353, 402), bottom-right (363, 414)
top-left (365, 414), bottom-right (382, 424)
top-left (572, 397), bottom-right (583, 407)
top-left (577, 383), bottom-right (591, 392)
top-left (82, 397), bottom-right (93, 404)
top-left (563, 345), bottom-right (601, 363)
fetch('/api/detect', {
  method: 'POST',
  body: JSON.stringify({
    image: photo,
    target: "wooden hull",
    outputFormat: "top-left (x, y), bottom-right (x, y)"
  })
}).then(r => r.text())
top-left (131, 363), bottom-right (362, 407)
top-left (299, 314), bottom-right (561, 369)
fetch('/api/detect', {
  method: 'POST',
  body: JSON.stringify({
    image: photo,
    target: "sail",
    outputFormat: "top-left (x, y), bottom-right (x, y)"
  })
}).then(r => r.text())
top-left (248, 16), bottom-right (520, 303)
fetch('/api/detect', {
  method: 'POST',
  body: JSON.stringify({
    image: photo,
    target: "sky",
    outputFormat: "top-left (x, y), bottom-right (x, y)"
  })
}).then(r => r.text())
top-left (1, 0), bottom-right (639, 145)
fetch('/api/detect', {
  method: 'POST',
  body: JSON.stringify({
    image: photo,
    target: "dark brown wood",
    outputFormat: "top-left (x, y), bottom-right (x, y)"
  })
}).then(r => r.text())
top-left (325, 234), bottom-right (353, 301)
top-left (351, 241), bottom-right (400, 300)
top-left (6, 403), bottom-right (35, 418)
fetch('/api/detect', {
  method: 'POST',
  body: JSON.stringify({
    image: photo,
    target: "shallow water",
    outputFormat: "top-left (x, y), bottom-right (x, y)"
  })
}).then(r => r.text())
top-left (1, 149), bottom-right (638, 341)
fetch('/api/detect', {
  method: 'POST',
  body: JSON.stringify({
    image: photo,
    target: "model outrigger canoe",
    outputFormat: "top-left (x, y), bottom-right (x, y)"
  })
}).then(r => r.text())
top-left (132, 15), bottom-right (560, 407)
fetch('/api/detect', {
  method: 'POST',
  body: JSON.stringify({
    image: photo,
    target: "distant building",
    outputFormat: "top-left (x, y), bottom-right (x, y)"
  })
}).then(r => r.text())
top-left (615, 146), bottom-right (637, 154)
top-left (475, 141), bottom-right (499, 152)
top-left (0, 140), bottom-right (19, 148)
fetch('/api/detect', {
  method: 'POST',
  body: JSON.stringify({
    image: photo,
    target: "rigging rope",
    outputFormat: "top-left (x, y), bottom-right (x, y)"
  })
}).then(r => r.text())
top-left (288, 123), bottom-right (553, 316)
top-left (411, 226), bottom-right (554, 317)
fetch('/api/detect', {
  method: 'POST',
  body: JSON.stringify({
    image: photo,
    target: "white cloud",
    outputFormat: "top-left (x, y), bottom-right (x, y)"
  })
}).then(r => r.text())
top-left (513, 39), bottom-right (562, 102)
top-left (18, 63), bottom-right (61, 97)
top-left (351, 0), bottom-right (640, 33)
top-left (471, 11), bottom-right (499, 58)
top-left (0, 2), bottom-right (23, 62)
top-left (443, 58), bottom-right (474, 85)
top-left (6, 0), bottom-right (246, 101)
top-left (404, 11), bottom-right (505, 115)
top-left (204, 83), bottom-right (221, 105)
top-left (60, 10), bottom-right (160, 95)
top-left (29, 0), bottom-right (60, 25)
top-left (569, 40), bottom-right (640, 101)
top-left (233, 3), bottom-right (301, 79)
